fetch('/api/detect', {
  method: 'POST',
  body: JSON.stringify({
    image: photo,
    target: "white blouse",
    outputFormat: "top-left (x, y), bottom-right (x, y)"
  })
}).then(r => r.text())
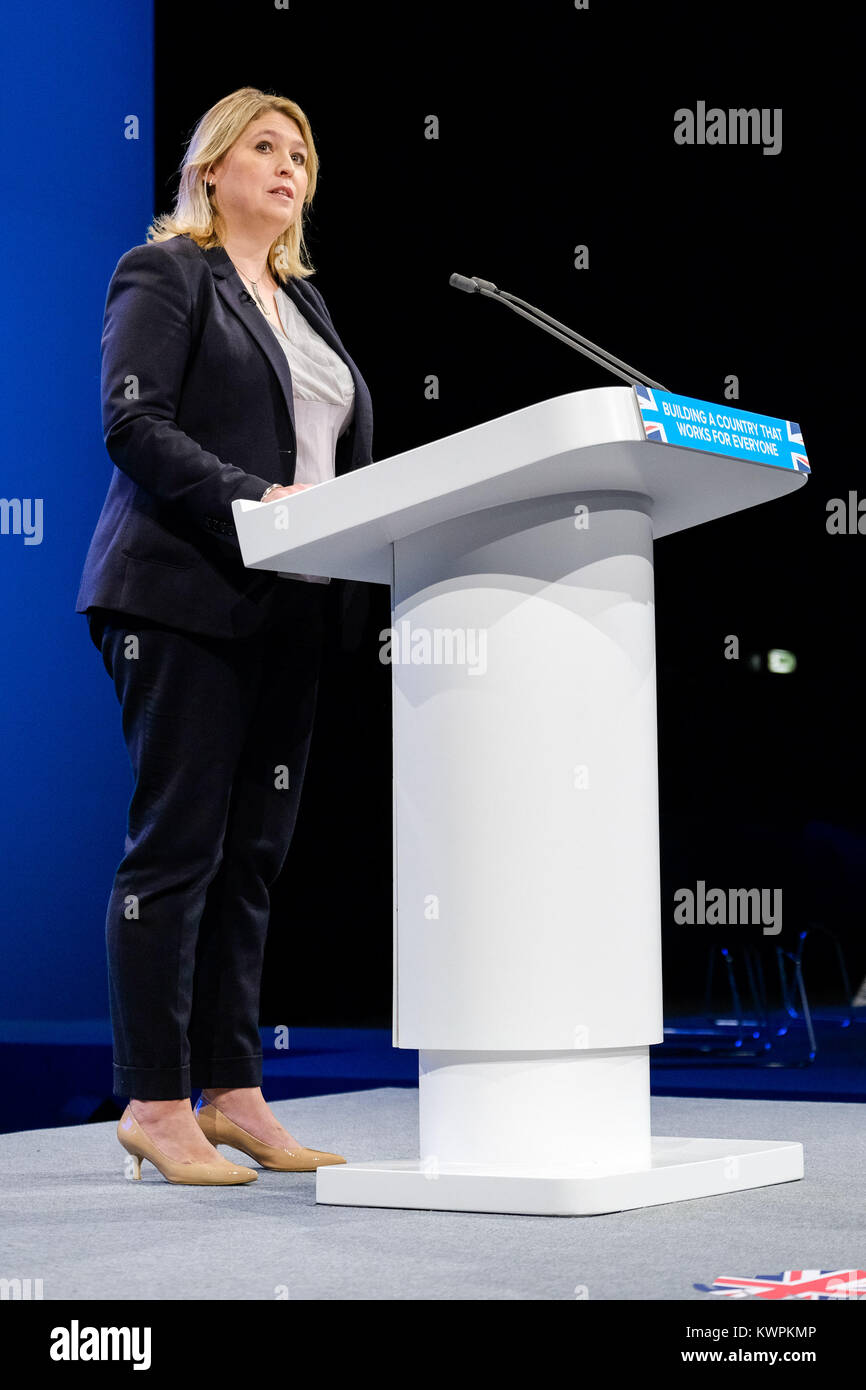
top-left (268, 285), bottom-right (356, 584)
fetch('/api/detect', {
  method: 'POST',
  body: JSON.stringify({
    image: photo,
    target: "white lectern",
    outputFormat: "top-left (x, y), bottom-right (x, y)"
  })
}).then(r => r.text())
top-left (233, 385), bottom-right (806, 1215)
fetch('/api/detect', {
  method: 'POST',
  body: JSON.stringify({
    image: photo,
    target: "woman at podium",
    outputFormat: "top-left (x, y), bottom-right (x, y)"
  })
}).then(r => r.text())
top-left (74, 86), bottom-right (373, 1184)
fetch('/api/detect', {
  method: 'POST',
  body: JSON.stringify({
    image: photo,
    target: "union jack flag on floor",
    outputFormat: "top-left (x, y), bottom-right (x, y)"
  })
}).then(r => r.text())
top-left (694, 1269), bottom-right (866, 1299)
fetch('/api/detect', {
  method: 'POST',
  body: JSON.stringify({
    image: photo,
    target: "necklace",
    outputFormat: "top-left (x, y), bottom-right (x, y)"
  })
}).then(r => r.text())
top-left (228, 255), bottom-right (276, 317)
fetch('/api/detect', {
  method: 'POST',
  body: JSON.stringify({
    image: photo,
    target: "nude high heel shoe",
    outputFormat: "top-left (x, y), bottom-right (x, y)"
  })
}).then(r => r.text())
top-left (117, 1105), bottom-right (258, 1185)
top-left (194, 1095), bottom-right (346, 1171)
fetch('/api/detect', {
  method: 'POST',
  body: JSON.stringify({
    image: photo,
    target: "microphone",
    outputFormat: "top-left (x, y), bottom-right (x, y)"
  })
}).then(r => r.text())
top-left (449, 273), bottom-right (669, 391)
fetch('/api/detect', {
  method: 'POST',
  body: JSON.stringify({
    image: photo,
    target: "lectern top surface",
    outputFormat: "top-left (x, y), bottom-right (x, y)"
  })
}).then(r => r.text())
top-left (233, 386), bottom-right (808, 584)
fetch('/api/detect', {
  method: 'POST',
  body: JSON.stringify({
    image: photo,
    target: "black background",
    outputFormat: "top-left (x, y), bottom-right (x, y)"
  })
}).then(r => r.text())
top-left (153, 0), bottom-right (863, 1026)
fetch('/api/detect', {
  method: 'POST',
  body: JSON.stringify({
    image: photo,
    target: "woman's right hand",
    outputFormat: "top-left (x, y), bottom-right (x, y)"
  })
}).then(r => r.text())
top-left (260, 483), bottom-right (314, 502)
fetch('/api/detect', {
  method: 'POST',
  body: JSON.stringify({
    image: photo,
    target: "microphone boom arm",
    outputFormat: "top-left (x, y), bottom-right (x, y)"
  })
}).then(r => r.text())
top-left (450, 273), bottom-right (669, 392)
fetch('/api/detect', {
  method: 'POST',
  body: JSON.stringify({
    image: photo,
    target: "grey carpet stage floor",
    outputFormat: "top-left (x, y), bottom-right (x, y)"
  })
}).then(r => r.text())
top-left (1, 1089), bottom-right (862, 1301)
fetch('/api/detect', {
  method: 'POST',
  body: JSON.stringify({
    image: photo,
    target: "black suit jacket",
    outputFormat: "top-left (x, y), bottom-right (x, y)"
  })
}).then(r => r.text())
top-left (75, 234), bottom-right (374, 639)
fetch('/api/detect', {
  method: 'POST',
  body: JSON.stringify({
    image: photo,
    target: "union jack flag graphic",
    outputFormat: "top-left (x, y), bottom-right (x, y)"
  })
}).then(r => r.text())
top-left (634, 384), bottom-right (666, 440)
top-left (634, 384), bottom-right (656, 408)
top-left (694, 1269), bottom-right (866, 1299)
top-left (644, 419), bottom-right (669, 444)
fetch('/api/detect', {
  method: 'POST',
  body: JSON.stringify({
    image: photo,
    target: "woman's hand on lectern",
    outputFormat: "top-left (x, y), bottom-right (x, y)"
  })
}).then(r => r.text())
top-left (262, 483), bottom-right (313, 501)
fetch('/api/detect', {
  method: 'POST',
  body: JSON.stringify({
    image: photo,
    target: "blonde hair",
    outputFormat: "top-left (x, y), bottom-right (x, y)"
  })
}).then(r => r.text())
top-left (147, 86), bottom-right (319, 281)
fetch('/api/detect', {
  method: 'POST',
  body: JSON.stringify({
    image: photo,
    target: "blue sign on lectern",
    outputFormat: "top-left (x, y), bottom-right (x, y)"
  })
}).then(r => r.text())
top-left (633, 384), bottom-right (810, 473)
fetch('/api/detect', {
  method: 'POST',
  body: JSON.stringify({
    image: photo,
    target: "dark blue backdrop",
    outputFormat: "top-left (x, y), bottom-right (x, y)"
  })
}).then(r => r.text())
top-left (0, 2), bottom-right (153, 1020)
top-left (1, 1), bottom-right (862, 1127)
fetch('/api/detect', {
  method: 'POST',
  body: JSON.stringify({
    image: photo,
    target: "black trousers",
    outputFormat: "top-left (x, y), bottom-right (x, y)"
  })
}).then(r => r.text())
top-left (88, 582), bottom-right (329, 1100)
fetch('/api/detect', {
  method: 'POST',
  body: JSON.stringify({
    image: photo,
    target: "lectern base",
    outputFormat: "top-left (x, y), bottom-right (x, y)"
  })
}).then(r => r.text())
top-left (315, 1137), bottom-right (803, 1217)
